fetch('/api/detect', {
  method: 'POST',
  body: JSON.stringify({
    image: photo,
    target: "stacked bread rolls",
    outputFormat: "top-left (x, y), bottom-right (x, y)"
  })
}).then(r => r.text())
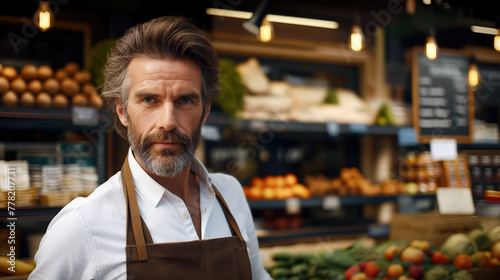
top-left (0, 62), bottom-right (103, 109)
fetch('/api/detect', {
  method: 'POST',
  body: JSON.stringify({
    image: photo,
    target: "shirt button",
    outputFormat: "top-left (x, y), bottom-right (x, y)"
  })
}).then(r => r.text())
top-left (181, 212), bottom-right (188, 219)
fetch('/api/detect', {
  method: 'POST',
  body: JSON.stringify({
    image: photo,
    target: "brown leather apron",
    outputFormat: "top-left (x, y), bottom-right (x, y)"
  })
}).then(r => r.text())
top-left (121, 156), bottom-right (252, 280)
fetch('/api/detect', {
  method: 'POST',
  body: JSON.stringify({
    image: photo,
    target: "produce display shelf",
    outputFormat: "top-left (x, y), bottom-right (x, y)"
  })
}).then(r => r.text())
top-left (256, 224), bottom-right (373, 245)
top-left (247, 194), bottom-right (436, 210)
top-left (205, 114), bottom-right (410, 137)
top-left (0, 107), bottom-right (109, 130)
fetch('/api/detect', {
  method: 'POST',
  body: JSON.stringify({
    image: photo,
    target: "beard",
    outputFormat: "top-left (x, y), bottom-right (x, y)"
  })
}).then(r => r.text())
top-left (127, 118), bottom-right (203, 177)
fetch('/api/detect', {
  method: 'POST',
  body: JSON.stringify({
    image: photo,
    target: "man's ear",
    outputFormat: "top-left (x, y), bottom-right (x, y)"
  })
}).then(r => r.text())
top-left (116, 99), bottom-right (128, 127)
top-left (201, 102), bottom-right (211, 125)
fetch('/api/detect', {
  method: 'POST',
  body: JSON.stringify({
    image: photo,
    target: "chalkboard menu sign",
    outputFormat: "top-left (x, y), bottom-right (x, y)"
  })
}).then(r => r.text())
top-left (412, 48), bottom-right (474, 143)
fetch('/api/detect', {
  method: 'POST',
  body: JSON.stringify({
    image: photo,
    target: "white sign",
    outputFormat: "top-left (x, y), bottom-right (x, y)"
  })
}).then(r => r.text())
top-left (436, 187), bottom-right (475, 214)
top-left (430, 138), bottom-right (457, 161)
top-left (285, 198), bottom-right (301, 215)
top-left (323, 195), bottom-right (340, 210)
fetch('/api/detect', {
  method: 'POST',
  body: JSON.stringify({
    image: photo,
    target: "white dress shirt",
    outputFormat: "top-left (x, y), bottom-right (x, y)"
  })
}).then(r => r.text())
top-left (29, 149), bottom-right (271, 280)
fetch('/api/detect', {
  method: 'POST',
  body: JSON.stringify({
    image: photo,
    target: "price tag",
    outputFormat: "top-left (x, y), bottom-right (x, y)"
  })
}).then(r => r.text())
top-left (348, 123), bottom-right (368, 134)
top-left (430, 139), bottom-right (457, 161)
top-left (436, 187), bottom-right (475, 214)
top-left (326, 122), bottom-right (340, 137)
top-left (323, 195), bottom-right (340, 210)
top-left (285, 198), bottom-right (301, 214)
top-left (415, 199), bottom-right (433, 210)
top-left (201, 125), bottom-right (221, 141)
top-left (249, 120), bottom-right (267, 130)
top-left (72, 106), bottom-right (98, 126)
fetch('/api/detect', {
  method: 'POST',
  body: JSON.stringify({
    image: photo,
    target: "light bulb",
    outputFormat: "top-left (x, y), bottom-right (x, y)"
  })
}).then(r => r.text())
top-left (468, 62), bottom-right (481, 90)
top-left (426, 36), bottom-right (438, 60)
top-left (259, 18), bottom-right (274, 42)
top-left (350, 25), bottom-right (364, 52)
top-left (33, 1), bottom-right (55, 32)
top-left (494, 30), bottom-right (500, 52)
top-left (406, 0), bottom-right (416, 14)
top-left (423, 0), bottom-right (431, 5)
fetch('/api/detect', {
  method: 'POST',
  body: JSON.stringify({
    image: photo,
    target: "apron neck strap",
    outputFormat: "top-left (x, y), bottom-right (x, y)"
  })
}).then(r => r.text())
top-left (122, 154), bottom-right (246, 252)
top-left (212, 185), bottom-right (245, 242)
top-left (121, 155), bottom-right (149, 261)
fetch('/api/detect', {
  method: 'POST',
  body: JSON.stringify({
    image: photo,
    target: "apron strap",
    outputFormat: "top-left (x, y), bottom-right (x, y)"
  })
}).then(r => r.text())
top-left (121, 155), bottom-right (149, 261)
top-left (212, 185), bottom-right (245, 242)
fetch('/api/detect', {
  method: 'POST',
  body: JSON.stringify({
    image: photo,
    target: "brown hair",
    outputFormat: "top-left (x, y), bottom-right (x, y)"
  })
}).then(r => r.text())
top-left (101, 16), bottom-right (220, 139)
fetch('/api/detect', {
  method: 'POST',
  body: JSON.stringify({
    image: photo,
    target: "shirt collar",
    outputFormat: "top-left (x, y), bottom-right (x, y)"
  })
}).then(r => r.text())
top-left (126, 148), bottom-right (213, 207)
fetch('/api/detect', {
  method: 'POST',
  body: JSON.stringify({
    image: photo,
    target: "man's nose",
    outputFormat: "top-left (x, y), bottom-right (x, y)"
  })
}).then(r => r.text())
top-left (157, 102), bottom-right (177, 131)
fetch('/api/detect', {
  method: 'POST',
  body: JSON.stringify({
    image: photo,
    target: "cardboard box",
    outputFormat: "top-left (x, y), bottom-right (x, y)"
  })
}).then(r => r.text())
top-left (389, 212), bottom-right (481, 247)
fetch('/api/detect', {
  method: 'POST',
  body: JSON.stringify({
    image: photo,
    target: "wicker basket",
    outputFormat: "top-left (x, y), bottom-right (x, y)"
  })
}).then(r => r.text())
top-left (39, 192), bottom-right (77, 207)
top-left (0, 188), bottom-right (39, 208)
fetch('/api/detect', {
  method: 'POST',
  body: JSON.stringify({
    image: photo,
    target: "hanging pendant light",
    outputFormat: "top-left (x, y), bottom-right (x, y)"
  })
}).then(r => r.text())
top-left (406, 0), bottom-right (416, 15)
top-left (426, 29), bottom-right (438, 60)
top-left (33, 1), bottom-right (55, 32)
top-left (350, 25), bottom-right (365, 51)
top-left (468, 56), bottom-right (481, 91)
top-left (494, 29), bottom-right (500, 51)
top-left (259, 18), bottom-right (274, 42)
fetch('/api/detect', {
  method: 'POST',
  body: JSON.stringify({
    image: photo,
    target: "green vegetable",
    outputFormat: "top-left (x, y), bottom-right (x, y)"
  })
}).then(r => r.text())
top-left (87, 38), bottom-right (118, 90)
top-left (323, 249), bottom-right (357, 269)
top-left (488, 225), bottom-right (500, 244)
top-left (324, 88), bottom-right (338, 104)
top-left (215, 58), bottom-right (245, 119)
top-left (468, 227), bottom-right (491, 251)
top-left (440, 233), bottom-right (478, 260)
top-left (375, 103), bottom-right (395, 126)
top-left (272, 252), bottom-right (294, 263)
top-left (451, 269), bottom-right (474, 280)
top-left (290, 263), bottom-right (308, 277)
top-left (423, 265), bottom-right (450, 280)
top-left (270, 267), bottom-right (290, 279)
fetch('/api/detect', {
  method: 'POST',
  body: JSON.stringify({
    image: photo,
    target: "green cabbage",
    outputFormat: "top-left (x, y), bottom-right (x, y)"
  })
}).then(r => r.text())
top-left (440, 233), bottom-right (478, 260)
top-left (488, 225), bottom-right (500, 244)
top-left (468, 227), bottom-right (491, 251)
top-left (451, 269), bottom-right (474, 280)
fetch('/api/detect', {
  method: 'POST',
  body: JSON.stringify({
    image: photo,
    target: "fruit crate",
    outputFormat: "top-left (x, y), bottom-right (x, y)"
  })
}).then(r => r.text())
top-left (389, 212), bottom-right (481, 247)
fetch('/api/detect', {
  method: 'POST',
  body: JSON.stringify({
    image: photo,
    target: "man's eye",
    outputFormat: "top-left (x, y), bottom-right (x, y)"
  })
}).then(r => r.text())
top-left (180, 98), bottom-right (191, 104)
top-left (144, 97), bottom-right (154, 103)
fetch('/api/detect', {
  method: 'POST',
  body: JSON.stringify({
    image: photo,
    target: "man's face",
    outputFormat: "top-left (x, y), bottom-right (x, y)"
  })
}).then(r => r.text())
top-left (116, 57), bottom-right (209, 177)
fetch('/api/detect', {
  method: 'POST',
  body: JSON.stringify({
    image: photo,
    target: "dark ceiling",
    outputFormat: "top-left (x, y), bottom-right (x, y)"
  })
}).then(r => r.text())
top-left (3, 0), bottom-right (499, 49)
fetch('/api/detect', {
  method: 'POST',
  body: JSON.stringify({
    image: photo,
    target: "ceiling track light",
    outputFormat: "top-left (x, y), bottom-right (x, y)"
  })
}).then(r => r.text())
top-left (242, 0), bottom-right (275, 36)
top-left (205, 8), bottom-right (338, 30)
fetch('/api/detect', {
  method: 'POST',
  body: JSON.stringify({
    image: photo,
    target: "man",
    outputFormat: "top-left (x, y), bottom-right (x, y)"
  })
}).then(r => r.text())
top-left (29, 16), bottom-right (271, 280)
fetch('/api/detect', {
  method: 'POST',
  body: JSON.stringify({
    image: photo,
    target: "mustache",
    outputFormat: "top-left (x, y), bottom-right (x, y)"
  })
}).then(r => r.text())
top-left (141, 129), bottom-right (190, 148)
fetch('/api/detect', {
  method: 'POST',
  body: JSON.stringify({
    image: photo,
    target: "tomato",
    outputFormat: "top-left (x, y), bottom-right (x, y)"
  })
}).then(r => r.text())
top-left (386, 264), bottom-right (405, 278)
top-left (491, 241), bottom-right (500, 259)
top-left (453, 254), bottom-right (473, 270)
top-left (489, 257), bottom-right (500, 266)
top-left (432, 251), bottom-right (450, 265)
top-left (384, 244), bottom-right (404, 261)
top-left (351, 272), bottom-right (368, 280)
top-left (364, 261), bottom-right (381, 277)
top-left (345, 265), bottom-right (361, 280)
top-left (410, 240), bottom-right (430, 251)
top-left (400, 247), bottom-right (425, 265)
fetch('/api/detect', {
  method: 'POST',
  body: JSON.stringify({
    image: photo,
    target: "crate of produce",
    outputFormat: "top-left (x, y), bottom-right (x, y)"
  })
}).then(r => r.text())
top-left (389, 212), bottom-right (481, 247)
